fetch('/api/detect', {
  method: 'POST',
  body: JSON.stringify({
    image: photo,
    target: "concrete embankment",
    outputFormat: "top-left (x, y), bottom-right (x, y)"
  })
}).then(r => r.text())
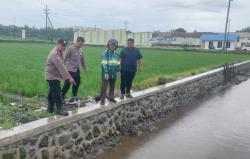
top-left (0, 61), bottom-right (250, 159)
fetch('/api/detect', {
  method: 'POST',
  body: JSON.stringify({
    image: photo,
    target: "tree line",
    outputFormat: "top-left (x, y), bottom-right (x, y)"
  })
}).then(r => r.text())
top-left (0, 24), bottom-right (74, 41)
top-left (1, 24), bottom-right (249, 42)
top-left (239, 27), bottom-right (250, 32)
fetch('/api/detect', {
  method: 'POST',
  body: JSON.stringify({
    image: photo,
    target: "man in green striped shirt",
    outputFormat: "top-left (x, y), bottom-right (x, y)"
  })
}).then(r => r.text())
top-left (100, 38), bottom-right (120, 106)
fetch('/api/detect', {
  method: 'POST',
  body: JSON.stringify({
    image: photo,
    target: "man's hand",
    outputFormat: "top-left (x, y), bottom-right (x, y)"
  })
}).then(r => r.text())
top-left (84, 69), bottom-right (89, 76)
top-left (117, 71), bottom-right (121, 77)
top-left (138, 67), bottom-right (143, 72)
top-left (104, 73), bottom-right (109, 80)
top-left (138, 60), bottom-right (143, 72)
top-left (69, 77), bottom-right (76, 85)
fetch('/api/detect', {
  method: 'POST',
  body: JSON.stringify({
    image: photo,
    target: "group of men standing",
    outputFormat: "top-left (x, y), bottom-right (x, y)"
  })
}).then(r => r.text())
top-left (45, 37), bottom-right (143, 116)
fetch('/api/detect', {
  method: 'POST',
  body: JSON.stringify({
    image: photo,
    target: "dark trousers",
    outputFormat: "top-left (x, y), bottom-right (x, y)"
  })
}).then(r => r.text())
top-left (100, 79), bottom-right (116, 102)
top-left (61, 70), bottom-right (81, 98)
top-left (47, 80), bottom-right (62, 113)
top-left (120, 71), bottom-right (136, 94)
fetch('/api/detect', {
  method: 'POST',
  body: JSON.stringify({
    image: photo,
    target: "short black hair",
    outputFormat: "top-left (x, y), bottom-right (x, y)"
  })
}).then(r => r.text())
top-left (57, 39), bottom-right (68, 47)
top-left (127, 38), bottom-right (134, 43)
top-left (76, 36), bottom-right (85, 42)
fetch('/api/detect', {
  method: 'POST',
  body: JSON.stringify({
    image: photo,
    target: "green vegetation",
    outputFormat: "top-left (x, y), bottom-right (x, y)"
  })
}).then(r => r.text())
top-left (0, 93), bottom-right (50, 129)
top-left (239, 26), bottom-right (250, 32)
top-left (0, 43), bottom-right (250, 98)
top-left (0, 43), bottom-right (250, 129)
top-left (0, 24), bottom-right (74, 41)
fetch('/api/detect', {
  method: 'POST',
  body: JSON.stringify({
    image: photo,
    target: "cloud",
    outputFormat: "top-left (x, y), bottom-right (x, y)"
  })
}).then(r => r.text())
top-left (0, 0), bottom-right (249, 32)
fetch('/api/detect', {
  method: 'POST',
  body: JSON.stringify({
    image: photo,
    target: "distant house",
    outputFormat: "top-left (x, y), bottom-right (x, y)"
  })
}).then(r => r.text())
top-left (148, 32), bottom-right (206, 48)
top-left (235, 32), bottom-right (250, 49)
top-left (200, 34), bottom-right (239, 51)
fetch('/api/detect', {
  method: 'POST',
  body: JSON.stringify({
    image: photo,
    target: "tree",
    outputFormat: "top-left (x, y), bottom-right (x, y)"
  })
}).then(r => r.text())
top-left (239, 27), bottom-right (250, 32)
top-left (152, 31), bottom-right (161, 37)
top-left (174, 28), bottom-right (186, 33)
top-left (0, 24), bottom-right (75, 41)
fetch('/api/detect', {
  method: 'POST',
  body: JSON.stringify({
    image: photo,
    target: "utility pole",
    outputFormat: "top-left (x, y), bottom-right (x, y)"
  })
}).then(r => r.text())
top-left (226, 19), bottom-right (231, 52)
top-left (43, 5), bottom-right (55, 42)
top-left (223, 0), bottom-right (233, 52)
top-left (43, 5), bottom-right (49, 41)
top-left (13, 16), bottom-right (16, 39)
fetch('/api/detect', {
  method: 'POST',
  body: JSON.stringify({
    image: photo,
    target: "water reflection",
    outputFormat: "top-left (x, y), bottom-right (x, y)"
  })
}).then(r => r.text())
top-left (97, 79), bottom-right (250, 159)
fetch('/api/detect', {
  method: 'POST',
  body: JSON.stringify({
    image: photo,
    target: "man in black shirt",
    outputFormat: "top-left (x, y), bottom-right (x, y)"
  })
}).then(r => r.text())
top-left (119, 38), bottom-right (143, 99)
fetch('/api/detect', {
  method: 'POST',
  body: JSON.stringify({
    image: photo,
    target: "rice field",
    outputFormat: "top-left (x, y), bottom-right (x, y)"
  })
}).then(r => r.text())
top-left (0, 43), bottom-right (250, 98)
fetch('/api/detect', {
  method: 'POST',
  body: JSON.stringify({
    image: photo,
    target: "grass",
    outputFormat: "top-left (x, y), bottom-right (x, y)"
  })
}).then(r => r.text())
top-left (0, 93), bottom-right (50, 129)
top-left (0, 43), bottom-right (250, 98)
top-left (0, 43), bottom-right (250, 129)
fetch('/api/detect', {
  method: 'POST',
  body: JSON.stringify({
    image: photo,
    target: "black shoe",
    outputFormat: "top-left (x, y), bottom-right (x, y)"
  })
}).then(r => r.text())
top-left (56, 109), bottom-right (69, 116)
top-left (68, 97), bottom-right (80, 105)
top-left (120, 94), bottom-right (125, 99)
top-left (100, 101), bottom-right (105, 106)
top-left (108, 98), bottom-right (117, 103)
top-left (95, 95), bottom-right (101, 102)
top-left (126, 94), bottom-right (133, 98)
top-left (61, 96), bottom-right (65, 104)
top-left (47, 109), bottom-right (54, 114)
top-left (47, 105), bottom-right (54, 113)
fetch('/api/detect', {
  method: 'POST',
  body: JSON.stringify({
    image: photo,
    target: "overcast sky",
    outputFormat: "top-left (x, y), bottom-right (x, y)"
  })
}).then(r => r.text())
top-left (0, 0), bottom-right (249, 32)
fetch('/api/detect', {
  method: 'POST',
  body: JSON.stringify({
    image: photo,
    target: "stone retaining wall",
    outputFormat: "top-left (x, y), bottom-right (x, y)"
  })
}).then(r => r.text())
top-left (0, 61), bottom-right (250, 159)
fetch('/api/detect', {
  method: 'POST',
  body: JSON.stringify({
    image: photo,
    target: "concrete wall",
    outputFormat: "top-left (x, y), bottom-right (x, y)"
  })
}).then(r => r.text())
top-left (74, 29), bottom-right (127, 46)
top-left (0, 61), bottom-right (250, 159)
top-left (202, 41), bottom-right (237, 51)
top-left (74, 29), bottom-right (152, 47)
top-left (133, 32), bottom-right (153, 46)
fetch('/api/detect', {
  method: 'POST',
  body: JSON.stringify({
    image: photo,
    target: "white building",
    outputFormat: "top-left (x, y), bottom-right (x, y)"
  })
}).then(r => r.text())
top-left (200, 34), bottom-right (239, 51)
top-left (235, 32), bottom-right (250, 48)
top-left (148, 32), bottom-right (204, 47)
top-left (128, 32), bottom-right (152, 46)
top-left (74, 28), bottom-right (152, 46)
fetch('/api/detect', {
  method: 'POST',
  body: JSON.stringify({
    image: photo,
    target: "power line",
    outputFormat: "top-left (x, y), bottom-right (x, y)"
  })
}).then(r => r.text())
top-left (47, 16), bottom-right (54, 30)
top-left (43, 4), bottom-right (55, 41)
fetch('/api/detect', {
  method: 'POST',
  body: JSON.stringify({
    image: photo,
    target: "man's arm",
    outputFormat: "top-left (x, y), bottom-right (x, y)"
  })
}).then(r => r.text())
top-left (80, 50), bottom-right (88, 75)
top-left (119, 49), bottom-right (124, 65)
top-left (116, 54), bottom-right (121, 76)
top-left (137, 49), bottom-right (143, 72)
top-left (138, 59), bottom-right (143, 72)
top-left (101, 52), bottom-right (109, 80)
top-left (52, 55), bottom-right (70, 79)
top-left (117, 62), bottom-right (121, 77)
top-left (101, 53), bottom-right (108, 73)
top-left (52, 54), bottom-right (76, 84)
top-left (118, 49), bottom-right (124, 77)
top-left (64, 48), bottom-right (71, 65)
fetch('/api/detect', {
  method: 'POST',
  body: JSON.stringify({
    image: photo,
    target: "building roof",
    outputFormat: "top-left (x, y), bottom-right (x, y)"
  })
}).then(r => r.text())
top-left (157, 32), bottom-right (215, 38)
top-left (200, 34), bottom-right (239, 41)
top-left (235, 32), bottom-right (250, 38)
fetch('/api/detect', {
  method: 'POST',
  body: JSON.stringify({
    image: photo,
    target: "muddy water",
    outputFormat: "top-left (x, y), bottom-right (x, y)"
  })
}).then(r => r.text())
top-left (97, 79), bottom-right (250, 159)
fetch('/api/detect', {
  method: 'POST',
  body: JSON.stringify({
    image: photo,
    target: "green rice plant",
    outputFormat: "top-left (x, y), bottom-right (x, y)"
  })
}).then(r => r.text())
top-left (0, 43), bottom-right (249, 98)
